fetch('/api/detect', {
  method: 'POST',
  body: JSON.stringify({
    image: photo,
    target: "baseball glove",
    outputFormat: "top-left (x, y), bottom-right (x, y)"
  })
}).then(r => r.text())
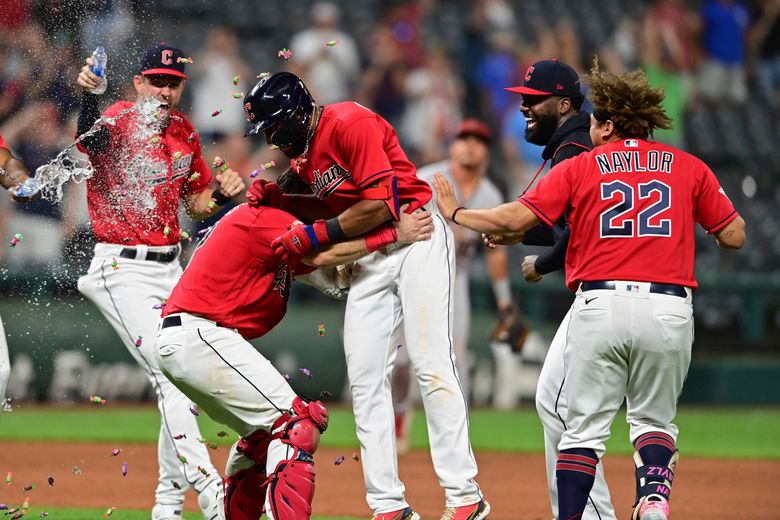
top-left (490, 306), bottom-right (530, 353)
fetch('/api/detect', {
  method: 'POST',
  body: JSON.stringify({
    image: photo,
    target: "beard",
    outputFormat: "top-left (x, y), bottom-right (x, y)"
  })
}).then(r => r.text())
top-left (525, 111), bottom-right (559, 145)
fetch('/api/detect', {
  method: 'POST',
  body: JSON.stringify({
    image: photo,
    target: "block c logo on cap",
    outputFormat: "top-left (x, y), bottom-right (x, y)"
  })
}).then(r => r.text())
top-left (525, 66), bottom-right (534, 82)
top-left (161, 50), bottom-right (173, 65)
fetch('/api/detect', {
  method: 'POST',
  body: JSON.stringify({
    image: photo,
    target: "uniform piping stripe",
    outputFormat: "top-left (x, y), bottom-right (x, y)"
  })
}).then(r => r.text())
top-left (436, 212), bottom-right (483, 500)
top-left (556, 463), bottom-right (597, 476)
top-left (559, 453), bottom-right (599, 465)
top-left (356, 168), bottom-right (393, 187)
top-left (196, 328), bottom-right (286, 414)
top-left (706, 210), bottom-right (737, 234)
top-left (99, 262), bottom-right (195, 489)
top-left (518, 197), bottom-right (555, 227)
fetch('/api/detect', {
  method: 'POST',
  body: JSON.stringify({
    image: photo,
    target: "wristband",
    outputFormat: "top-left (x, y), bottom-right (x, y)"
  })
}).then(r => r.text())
top-left (325, 217), bottom-right (347, 242)
top-left (211, 189), bottom-right (231, 206)
top-left (451, 206), bottom-right (466, 224)
top-left (364, 224), bottom-right (398, 252)
top-left (492, 278), bottom-right (513, 309)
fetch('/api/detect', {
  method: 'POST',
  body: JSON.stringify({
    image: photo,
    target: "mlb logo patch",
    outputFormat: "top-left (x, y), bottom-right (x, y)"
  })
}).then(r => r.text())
top-left (624, 139), bottom-right (638, 147)
top-left (627, 284), bottom-right (640, 292)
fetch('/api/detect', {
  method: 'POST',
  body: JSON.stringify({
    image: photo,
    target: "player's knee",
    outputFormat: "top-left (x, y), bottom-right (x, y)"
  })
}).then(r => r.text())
top-left (283, 396), bottom-right (328, 454)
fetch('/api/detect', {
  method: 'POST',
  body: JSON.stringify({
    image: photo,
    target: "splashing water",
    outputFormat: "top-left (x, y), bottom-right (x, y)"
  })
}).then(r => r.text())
top-left (35, 98), bottom-right (166, 202)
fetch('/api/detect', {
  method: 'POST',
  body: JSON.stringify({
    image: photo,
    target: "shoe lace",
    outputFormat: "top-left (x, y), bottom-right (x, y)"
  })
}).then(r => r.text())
top-left (440, 507), bottom-right (457, 520)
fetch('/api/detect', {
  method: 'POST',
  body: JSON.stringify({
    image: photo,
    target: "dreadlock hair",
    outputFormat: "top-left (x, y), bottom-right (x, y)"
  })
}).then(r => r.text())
top-left (277, 166), bottom-right (311, 195)
top-left (583, 57), bottom-right (673, 139)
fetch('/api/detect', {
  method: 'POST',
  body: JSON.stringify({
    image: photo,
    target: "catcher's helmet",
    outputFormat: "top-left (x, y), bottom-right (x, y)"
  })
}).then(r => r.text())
top-left (243, 72), bottom-right (316, 157)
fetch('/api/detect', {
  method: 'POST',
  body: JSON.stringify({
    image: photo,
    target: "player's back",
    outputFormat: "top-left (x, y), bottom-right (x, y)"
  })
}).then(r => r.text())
top-left (558, 139), bottom-right (736, 290)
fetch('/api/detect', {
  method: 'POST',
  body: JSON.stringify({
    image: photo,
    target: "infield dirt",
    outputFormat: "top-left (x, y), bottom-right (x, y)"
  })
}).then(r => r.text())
top-left (0, 442), bottom-right (778, 519)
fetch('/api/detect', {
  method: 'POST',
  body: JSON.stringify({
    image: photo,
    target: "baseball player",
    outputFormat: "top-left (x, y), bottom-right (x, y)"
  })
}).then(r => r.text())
top-left (434, 62), bottom-right (745, 520)
top-left (155, 174), bottom-right (433, 520)
top-left (243, 72), bottom-right (489, 520)
top-left (74, 44), bottom-right (245, 520)
top-left (0, 131), bottom-right (40, 407)
top-left (391, 118), bottom-right (515, 453)
top-left (505, 60), bottom-right (616, 520)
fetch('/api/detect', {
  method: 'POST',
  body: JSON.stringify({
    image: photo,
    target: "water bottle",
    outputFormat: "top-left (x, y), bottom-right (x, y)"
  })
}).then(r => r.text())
top-left (89, 46), bottom-right (108, 95)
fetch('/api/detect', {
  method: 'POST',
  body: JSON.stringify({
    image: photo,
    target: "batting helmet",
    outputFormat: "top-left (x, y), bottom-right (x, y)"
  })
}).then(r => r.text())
top-left (244, 72), bottom-right (316, 158)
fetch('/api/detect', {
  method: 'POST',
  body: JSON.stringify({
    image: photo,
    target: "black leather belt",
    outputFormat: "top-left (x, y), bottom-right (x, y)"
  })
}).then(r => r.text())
top-left (581, 281), bottom-right (688, 298)
top-left (120, 248), bottom-right (178, 263)
top-left (161, 315), bottom-right (228, 329)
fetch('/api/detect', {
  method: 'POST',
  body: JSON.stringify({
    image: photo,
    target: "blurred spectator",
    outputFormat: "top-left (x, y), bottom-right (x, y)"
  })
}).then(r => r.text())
top-left (356, 23), bottom-right (408, 126)
top-left (750, 0), bottom-right (780, 105)
top-left (696, 0), bottom-right (751, 104)
top-left (399, 47), bottom-right (463, 165)
top-left (289, 2), bottom-right (360, 105)
top-left (191, 24), bottom-right (250, 144)
top-left (475, 31), bottom-right (521, 125)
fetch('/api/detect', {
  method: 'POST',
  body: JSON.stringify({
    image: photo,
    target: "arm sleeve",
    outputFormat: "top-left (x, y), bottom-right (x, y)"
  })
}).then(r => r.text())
top-left (534, 225), bottom-right (569, 274)
top-left (521, 223), bottom-right (555, 246)
top-left (76, 94), bottom-right (109, 154)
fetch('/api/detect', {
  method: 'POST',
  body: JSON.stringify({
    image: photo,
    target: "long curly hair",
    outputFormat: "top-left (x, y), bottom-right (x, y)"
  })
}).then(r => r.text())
top-left (583, 58), bottom-right (673, 139)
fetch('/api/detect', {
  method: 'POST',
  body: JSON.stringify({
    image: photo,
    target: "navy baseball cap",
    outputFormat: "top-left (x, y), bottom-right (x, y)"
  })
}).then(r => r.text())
top-left (139, 44), bottom-right (188, 79)
top-left (505, 59), bottom-right (581, 99)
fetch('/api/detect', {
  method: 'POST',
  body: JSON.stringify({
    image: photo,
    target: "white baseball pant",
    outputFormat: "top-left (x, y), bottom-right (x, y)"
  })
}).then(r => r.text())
top-left (78, 243), bottom-right (222, 519)
top-left (0, 316), bottom-right (9, 405)
top-left (344, 203), bottom-right (483, 513)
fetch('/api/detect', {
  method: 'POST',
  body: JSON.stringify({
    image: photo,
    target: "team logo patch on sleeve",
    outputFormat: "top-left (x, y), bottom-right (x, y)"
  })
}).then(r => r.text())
top-left (311, 164), bottom-right (352, 199)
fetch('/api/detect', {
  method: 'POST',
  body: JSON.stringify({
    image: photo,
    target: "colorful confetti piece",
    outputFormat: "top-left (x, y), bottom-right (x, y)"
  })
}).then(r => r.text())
top-left (134, 336), bottom-right (143, 348)
top-left (211, 109), bottom-right (222, 117)
top-left (277, 48), bottom-right (293, 61)
top-left (89, 395), bottom-right (106, 405)
top-left (189, 404), bottom-right (199, 416)
top-left (111, 257), bottom-right (118, 270)
top-left (334, 455), bottom-right (345, 465)
top-left (9, 233), bottom-right (23, 247)
top-left (47, 476), bottom-right (53, 487)
top-left (317, 323), bottom-right (326, 336)
top-left (163, 226), bottom-right (171, 236)
top-left (299, 367), bottom-right (313, 378)
top-left (325, 39), bottom-right (340, 47)
top-left (121, 462), bottom-right (128, 477)
top-left (111, 448), bottom-right (121, 457)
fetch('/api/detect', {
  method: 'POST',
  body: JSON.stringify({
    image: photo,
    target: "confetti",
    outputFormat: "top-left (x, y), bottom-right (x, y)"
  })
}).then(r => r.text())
top-left (187, 130), bottom-right (199, 143)
top-left (173, 151), bottom-right (182, 160)
top-left (317, 323), bottom-right (326, 336)
top-left (197, 466), bottom-right (210, 477)
top-left (177, 57), bottom-right (194, 64)
top-left (171, 115), bottom-right (183, 123)
top-left (211, 109), bottom-right (222, 117)
top-left (256, 72), bottom-right (270, 79)
top-left (71, 466), bottom-right (82, 475)
top-left (89, 395), bottom-right (106, 405)
top-left (163, 226), bottom-right (171, 236)
top-left (283, 374), bottom-right (293, 382)
top-left (298, 367), bottom-right (314, 378)
top-left (171, 480), bottom-right (181, 490)
top-left (207, 199), bottom-right (217, 213)
top-left (111, 448), bottom-right (121, 457)
top-left (277, 48), bottom-right (293, 61)
top-left (103, 506), bottom-right (117, 518)
top-left (207, 442), bottom-right (218, 450)
top-left (232, 75), bottom-right (241, 85)
top-left (22, 484), bottom-right (34, 491)
top-left (153, 299), bottom-right (167, 310)
top-left (249, 160), bottom-right (276, 178)
top-left (150, 136), bottom-right (161, 144)
top-left (325, 39), bottom-right (340, 47)
top-left (334, 455), bottom-right (345, 465)
top-left (5, 472), bottom-right (13, 485)
top-left (134, 336), bottom-right (143, 348)
top-left (177, 455), bottom-right (188, 464)
top-left (269, 144), bottom-right (279, 150)
top-left (173, 434), bottom-right (187, 440)
top-left (216, 431), bottom-right (229, 437)
top-left (352, 452), bottom-right (360, 462)
top-left (22, 497), bottom-right (29, 509)
top-left (0, 504), bottom-right (6, 510)
top-left (111, 257), bottom-right (118, 270)
top-left (180, 230), bottom-right (190, 240)
top-left (121, 462), bottom-right (128, 477)
top-left (320, 390), bottom-right (333, 398)
top-left (232, 91), bottom-right (243, 99)
top-left (47, 476), bottom-right (53, 487)
top-left (9, 233), bottom-right (23, 247)
top-left (189, 403), bottom-right (199, 416)
top-left (40, 512), bottom-right (48, 518)
top-left (189, 172), bottom-right (200, 181)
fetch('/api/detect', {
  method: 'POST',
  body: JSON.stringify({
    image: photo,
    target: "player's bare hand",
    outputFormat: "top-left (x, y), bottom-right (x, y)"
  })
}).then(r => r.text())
top-left (432, 173), bottom-right (460, 221)
top-left (396, 203), bottom-right (433, 244)
top-left (522, 255), bottom-right (543, 283)
top-left (77, 57), bottom-right (102, 92)
top-left (215, 168), bottom-right (246, 198)
top-left (483, 231), bottom-right (524, 248)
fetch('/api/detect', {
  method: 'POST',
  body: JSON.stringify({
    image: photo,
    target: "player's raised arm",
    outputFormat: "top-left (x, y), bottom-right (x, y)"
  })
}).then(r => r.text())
top-left (433, 173), bottom-right (538, 235)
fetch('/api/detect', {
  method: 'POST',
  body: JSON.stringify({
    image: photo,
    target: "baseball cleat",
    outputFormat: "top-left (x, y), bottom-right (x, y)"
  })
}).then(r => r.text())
top-left (440, 499), bottom-right (491, 520)
top-left (372, 507), bottom-right (421, 520)
top-left (638, 498), bottom-right (670, 520)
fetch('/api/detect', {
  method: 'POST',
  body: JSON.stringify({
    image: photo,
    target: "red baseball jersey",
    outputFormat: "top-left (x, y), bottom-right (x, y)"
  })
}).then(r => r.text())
top-left (78, 101), bottom-right (212, 246)
top-left (520, 138), bottom-right (738, 290)
top-left (0, 132), bottom-right (8, 151)
top-left (290, 102), bottom-right (431, 217)
top-left (164, 204), bottom-right (315, 340)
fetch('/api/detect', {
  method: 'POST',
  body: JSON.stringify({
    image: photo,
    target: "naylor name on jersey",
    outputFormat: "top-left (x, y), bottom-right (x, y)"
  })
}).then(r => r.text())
top-left (311, 163), bottom-right (352, 199)
top-left (595, 149), bottom-right (674, 175)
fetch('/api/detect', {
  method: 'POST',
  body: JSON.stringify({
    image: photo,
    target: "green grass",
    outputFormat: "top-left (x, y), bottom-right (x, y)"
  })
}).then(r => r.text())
top-left (7, 506), bottom-right (360, 520)
top-left (1, 405), bottom-right (779, 459)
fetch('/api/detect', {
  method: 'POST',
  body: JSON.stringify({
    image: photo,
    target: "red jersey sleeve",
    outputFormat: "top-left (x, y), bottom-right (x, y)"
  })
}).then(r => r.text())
top-left (518, 158), bottom-right (576, 227)
top-left (337, 116), bottom-right (395, 189)
top-left (695, 164), bottom-right (738, 234)
top-left (182, 133), bottom-right (212, 196)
